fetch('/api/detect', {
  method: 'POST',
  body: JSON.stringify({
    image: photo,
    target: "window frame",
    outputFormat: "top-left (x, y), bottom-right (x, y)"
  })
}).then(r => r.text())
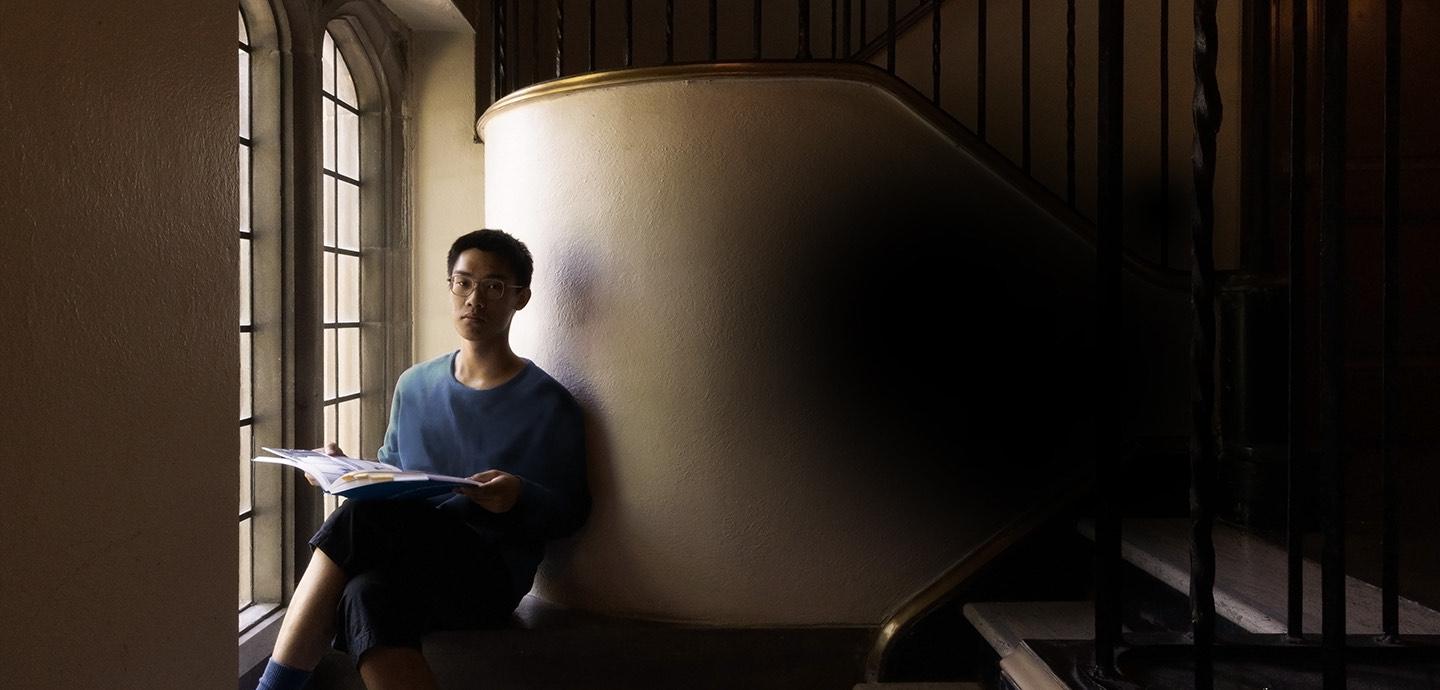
top-left (237, 0), bottom-right (288, 631)
top-left (237, 0), bottom-right (412, 671)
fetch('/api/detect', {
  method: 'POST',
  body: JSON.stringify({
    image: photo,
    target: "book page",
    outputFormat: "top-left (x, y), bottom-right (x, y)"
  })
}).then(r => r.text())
top-left (253, 448), bottom-right (402, 490)
top-left (253, 448), bottom-right (481, 498)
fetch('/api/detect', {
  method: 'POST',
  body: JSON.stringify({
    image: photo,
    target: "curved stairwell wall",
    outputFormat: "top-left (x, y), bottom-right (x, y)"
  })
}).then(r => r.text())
top-left (479, 67), bottom-right (1186, 625)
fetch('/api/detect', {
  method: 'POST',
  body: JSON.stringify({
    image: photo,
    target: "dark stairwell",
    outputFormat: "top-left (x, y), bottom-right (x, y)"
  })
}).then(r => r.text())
top-left (284, 1), bottom-right (1440, 687)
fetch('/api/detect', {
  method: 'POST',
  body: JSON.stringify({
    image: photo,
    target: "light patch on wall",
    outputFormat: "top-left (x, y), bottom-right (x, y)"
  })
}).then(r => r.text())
top-left (481, 74), bottom-right (1140, 625)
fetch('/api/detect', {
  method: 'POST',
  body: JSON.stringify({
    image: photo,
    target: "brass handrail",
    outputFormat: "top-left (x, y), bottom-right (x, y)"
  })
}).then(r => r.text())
top-left (478, 61), bottom-right (1188, 291)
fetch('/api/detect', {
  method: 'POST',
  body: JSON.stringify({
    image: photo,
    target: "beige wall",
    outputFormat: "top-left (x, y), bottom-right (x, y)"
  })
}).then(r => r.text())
top-left (0, 1), bottom-right (236, 688)
top-left (412, 30), bottom-right (487, 361)
top-left (481, 72), bottom-right (1141, 625)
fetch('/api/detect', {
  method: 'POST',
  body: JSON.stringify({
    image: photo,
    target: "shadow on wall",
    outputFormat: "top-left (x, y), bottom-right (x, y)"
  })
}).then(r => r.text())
top-left (781, 184), bottom-right (1103, 482)
top-left (519, 133), bottom-right (1181, 623)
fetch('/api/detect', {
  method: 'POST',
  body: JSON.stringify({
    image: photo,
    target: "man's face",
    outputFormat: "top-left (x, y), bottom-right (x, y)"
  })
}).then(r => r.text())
top-left (449, 249), bottom-right (529, 342)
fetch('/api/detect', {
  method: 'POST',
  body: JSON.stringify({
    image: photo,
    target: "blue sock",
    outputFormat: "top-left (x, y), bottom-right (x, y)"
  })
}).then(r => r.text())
top-left (255, 657), bottom-right (310, 690)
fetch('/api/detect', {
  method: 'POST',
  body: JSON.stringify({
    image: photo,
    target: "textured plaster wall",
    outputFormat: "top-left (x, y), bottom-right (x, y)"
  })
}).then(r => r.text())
top-left (482, 75), bottom-right (1124, 625)
top-left (0, 1), bottom-right (236, 687)
top-left (413, 30), bottom-right (486, 362)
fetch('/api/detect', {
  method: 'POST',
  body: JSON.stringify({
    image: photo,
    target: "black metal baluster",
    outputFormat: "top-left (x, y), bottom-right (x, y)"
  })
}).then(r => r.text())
top-left (1319, 0), bottom-right (1349, 685)
top-left (1160, 0), bottom-right (1170, 268)
top-left (1243, 0), bottom-right (1275, 273)
top-left (666, 0), bottom-right (675, 64)
top-left (1066, 0), bottom-right (1076, 206)
top-left (861, 0), bottom-right (867, 48)
top-left (756, 0), bottom-right (764, 58)
top-left (799, 0), bottom-right (813, 59)
top-left (493, 0), bottom-right (508, 101)
top-left (932, 0), bottom-right (941, 105)
top-left (710, 0), bottom-right (719, 60)
top-left (886, 0), bottom-right (896, 74)
top-left (624, 0), bottom-right (634, 67)
top-left (1095, 0), bottom-right (1125, 678)
top-left (555, 0), bottom-right (565, 78)
top-left (977, 0), bottom-right (987, 137)
top-left (1381, 0), bottom-right (1403, 643)
top-left (1286, 0), bottom-right (1309, 641)
top-left (1191, 0), bottom-right (1222, 686)
top-left (587, 0), bottom-right (596, 70)
top-left (511, 0), bottom-right (520, 91)
top-left (1022, 0), bottom-right (1032, 172)
top-left (842, 0), bottom-right (850, 57)
top-left (476, 0), bottom-right (487, 121)
top-left (530, 0), bottom-right (539, 87)
top-left (832, 0), bottom-right (838, 58)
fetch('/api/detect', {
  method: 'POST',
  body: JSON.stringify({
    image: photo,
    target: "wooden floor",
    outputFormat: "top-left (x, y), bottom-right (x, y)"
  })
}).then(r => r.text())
top-left (1079, 519), bottom-right (1440, 636)
top-left (307, 599), bottom-right (876, 689)
top-left (1028, 639), bottom-right (1440, 690)
top-left (978, 519), bottom-right (1440, 688)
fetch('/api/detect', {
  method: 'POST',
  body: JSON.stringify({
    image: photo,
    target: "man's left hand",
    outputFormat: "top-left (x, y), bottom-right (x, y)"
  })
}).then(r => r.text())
top-left (455, 469), bottom-right (523, 513)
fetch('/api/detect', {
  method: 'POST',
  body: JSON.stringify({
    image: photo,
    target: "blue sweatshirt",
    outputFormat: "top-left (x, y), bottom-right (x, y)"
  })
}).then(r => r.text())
top-left (377, 352), bottom-right (590, 603)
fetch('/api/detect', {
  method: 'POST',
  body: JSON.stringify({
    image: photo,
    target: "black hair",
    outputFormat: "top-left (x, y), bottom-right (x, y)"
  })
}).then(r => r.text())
top-left (446, 228), bottom-right (534, 286)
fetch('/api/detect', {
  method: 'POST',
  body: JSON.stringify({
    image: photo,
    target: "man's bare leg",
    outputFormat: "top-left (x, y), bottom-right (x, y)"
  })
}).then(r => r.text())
top-left (270, 549), bottom-right (347, 670)
top-left (358, 647), bottom-right (439, 690)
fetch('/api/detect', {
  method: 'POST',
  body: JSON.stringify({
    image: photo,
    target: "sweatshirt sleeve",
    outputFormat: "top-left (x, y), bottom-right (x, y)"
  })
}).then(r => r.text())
top-left (502, 393), bottom-right (591, 542)
top-left (376, 372), bottom-right (406, 467)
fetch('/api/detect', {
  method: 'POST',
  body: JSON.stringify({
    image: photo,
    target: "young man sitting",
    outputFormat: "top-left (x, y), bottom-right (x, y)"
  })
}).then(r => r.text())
top-left (256, 229), bottom-right (590, 690)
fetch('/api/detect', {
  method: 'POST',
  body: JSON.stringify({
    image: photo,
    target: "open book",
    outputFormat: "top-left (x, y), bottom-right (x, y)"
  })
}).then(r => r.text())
top-left (252, 447), bottom-right (481, 500)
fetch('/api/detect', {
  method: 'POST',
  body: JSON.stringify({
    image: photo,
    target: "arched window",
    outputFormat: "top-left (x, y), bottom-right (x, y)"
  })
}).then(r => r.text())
top-left (237, 0), bottom-right (411, 664)
top-left (321, 28), bottom-right (363, 517)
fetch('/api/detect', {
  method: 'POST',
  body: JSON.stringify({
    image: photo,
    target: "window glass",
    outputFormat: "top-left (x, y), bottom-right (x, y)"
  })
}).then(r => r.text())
top-left (337, 58), bottom-right (356, 106)
top-left (240, 426), bottom-right (252, 514)
top-left (239, 51), bottom-right (250, 140)
top-left (322, 31), bottom-right (335, 94)
top-left (339, 328), bottom-right (360, 396)
top-left (240, 237), bottom-right (251, 326)
top-left (239, 519), bottom-right (252, 609)
top-left (240, 333), bottom-right (252, 420)
top-left (337, 181), bottom-right (359, 251)
top-left (339, 399), bottom-right (360, 459)
top-left (239, 145), bottom-right (251, 232)
top-left (323, 99), bottom-right (336, 171)
top-left (338, 255), bottom-right (359, 322)
top-left (323, 252), bottom-right (336, 323)
top-left (324, 176), bottom-right (336, 247)
top-left (338, 109), bottom-right (360, 179)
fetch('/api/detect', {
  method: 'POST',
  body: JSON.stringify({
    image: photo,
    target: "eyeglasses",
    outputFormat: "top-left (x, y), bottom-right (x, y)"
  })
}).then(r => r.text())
top-left (447, 275), bottom-right (526, 301)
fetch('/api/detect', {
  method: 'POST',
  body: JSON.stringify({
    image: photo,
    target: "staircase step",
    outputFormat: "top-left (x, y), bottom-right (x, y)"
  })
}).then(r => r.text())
top-left (996, 646), bottom-right (1070, 690)
top-left (959, 602), bottom-right (1093, 690)
top-left (962, 602), bottom-right (1094, 658)
top-left (311, 595), bottom-right (873, 689)
top-left (1078, 519), bottom-right (1440, 635)
top-left (852, 683), bottom-right (982, 689)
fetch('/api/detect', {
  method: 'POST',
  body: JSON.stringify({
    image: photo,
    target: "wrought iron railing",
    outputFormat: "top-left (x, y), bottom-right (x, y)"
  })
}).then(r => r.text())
top-left (475, 0), bottom-right (1195, 275)
top-left (470, 1), bottom-right (1434, 686)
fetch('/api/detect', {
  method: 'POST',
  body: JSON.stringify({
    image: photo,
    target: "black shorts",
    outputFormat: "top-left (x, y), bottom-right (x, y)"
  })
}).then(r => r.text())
top-left (309, 499), bottom-right (517, 661)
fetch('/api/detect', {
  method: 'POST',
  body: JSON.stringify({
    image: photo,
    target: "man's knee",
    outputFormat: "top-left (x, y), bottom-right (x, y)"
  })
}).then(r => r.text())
top-left (337, 570), bottom-right (426, 655)
top-left (339, 570), bottom-right (402, 611)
